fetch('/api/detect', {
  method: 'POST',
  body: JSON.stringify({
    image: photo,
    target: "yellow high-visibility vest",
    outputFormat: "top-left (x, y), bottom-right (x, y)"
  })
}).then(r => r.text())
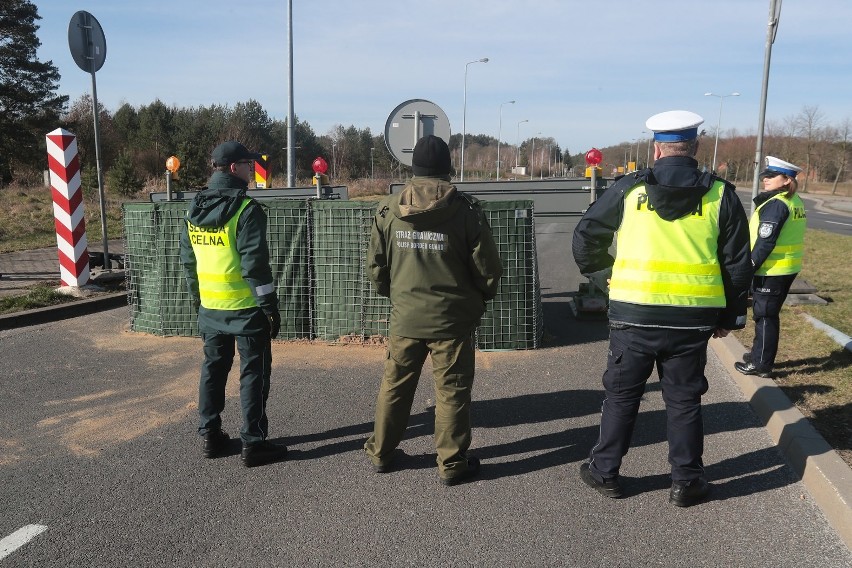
top-left (749, 193), bottom-right (806, 276)
top-left (188, 199), bottom-right (258, 310)
top-left (609, 180), bottom-right (726, 308)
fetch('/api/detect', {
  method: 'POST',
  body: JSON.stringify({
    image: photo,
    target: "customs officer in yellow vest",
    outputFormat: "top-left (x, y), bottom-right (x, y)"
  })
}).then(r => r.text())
top-left (180, 141), bottom-right (287, 468)
top-left (573, 111), bottom-right (752, 506)
top-left (735, 156), bottom-right (806, 378)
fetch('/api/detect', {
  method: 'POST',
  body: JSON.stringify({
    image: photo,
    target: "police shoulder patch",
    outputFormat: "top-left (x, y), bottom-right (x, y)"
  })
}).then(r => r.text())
top-left (758, 222), bottom-right (775, 239)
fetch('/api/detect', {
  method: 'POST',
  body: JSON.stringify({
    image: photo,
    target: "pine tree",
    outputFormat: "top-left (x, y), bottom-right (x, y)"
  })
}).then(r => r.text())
top-left (0, 0), bottom-right (68, 184)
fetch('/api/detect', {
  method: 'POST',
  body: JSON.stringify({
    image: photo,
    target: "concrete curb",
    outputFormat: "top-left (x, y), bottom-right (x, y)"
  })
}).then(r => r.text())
top-left (710, 334), bottom-right (852, 549)
top-left (0, 292), bottom-right (128, 331)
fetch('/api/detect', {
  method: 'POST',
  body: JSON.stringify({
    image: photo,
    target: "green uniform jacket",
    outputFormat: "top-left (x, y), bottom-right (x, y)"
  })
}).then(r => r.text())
top-left (179, 171), bottom-right (278, 336)
top-left (368, 176), bottom-right (503, 339)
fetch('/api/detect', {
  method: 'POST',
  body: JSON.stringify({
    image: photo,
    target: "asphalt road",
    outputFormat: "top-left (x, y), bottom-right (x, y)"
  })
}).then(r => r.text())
top-left (1, 222), bottom-right (850, 566)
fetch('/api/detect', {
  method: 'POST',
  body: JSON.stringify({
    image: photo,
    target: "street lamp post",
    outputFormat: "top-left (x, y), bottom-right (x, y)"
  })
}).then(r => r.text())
top-left (516, 119), bottom-right (529, 169)
top-left (461, 57), bottom-right (489, 182)
top-left (496, 100), bottom-right (515, 180)
top-left (331, 142), bottom-right (337, 179)
top-left (634, 137), bottom-right (642, 169)
top-left (530, 132), bottom-right (541, 179)
top-left (643, 130), bottom-right (651, 167)
top-left (704, 91), bottom-right (740, 172)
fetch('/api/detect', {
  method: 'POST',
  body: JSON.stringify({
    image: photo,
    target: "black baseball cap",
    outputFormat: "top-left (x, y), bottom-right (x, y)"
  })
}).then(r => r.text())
top-left (211, 141), bottom-right (262, 166)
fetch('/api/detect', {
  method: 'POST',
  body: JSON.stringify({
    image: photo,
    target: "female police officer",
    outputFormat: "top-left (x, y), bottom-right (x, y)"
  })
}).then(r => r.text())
top-left (735, 156), bottom-right (806, 378)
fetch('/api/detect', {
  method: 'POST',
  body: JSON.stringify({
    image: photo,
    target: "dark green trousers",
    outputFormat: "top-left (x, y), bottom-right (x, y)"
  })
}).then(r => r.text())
top-left (364, 335), bottom-right (476, 478)
top-left (198, 332), bottom-right (272, 445)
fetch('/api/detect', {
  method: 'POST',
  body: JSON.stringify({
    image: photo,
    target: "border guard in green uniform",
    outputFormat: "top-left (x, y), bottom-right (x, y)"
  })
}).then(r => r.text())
top-left (364, 135), bottom-right (503, 485)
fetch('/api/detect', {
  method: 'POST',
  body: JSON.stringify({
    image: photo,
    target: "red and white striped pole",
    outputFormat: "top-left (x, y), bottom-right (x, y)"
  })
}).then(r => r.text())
top-left (46, 128), bottom-right (90, 287)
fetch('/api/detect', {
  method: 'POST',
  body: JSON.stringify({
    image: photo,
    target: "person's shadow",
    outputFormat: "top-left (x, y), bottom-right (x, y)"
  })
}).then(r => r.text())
top-left (277, 386), bottom-right (797, 500)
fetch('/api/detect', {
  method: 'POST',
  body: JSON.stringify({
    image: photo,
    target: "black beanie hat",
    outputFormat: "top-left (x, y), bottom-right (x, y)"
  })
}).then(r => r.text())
top-left (411, 135), bottom-right (452, 177)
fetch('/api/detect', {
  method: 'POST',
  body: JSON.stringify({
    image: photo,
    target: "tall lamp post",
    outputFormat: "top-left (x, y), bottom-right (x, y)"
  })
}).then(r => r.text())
top-left (460, 57), bottom-right (489, 181)
top-left (331, 142), bottom-right (337, 179)
top-left (643, 130), bottom-right (651, 167)
top-left (496, 100), bottom-right (515, 180)
top-left (516, 119), bottom-right (529, 168)
top-left (530, 132), bottom-right (541, 179)
top-left (704, 91), bottom-right (740, 172)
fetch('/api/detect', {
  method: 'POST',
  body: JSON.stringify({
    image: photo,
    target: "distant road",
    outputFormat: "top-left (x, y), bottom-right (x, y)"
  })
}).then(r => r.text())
top-left (736, 190), bottom-right (852, 237)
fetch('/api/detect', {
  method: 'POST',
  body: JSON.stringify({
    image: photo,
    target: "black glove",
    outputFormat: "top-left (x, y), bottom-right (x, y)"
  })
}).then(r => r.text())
top-left (266, 310), bottom-right (281, 339)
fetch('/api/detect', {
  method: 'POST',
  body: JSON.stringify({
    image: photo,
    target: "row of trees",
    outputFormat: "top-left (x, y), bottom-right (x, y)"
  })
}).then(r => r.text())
top-left (590, 106), bottom-right (851, 194)
top-left (3, 1), bottom-right (849, 195)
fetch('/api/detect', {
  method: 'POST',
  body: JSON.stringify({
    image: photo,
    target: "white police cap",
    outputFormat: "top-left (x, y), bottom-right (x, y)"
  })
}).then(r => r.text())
top-left (645, 110), bottom-right (704, 142)
top-left (761, 156), bottom-right (803, 178)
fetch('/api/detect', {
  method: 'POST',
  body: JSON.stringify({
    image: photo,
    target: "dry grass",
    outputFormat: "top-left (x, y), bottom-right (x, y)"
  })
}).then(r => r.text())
top-left (0, 183), bottom-right (130, 253)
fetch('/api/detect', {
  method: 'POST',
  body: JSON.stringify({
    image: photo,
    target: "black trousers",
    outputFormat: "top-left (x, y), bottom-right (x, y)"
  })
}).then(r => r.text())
top-left (198, 332), bottom-right (272, 445)
top-left (588, 326), bottom-right (713, 483)
top-left (749, 273), bottom-right (797, 371)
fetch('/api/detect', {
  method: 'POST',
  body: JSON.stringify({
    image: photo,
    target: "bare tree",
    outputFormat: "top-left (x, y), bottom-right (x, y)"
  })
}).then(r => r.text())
top-left (793, 105), bottom-right (825, 192)
top-left (830, 118), bottom-right (851, 195)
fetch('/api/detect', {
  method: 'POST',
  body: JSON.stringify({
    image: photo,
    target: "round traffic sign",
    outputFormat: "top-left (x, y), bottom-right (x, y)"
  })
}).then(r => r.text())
top-left (68, 11), bottom-right (107, 73)
top-left (384, 99), bottom-right (451, 166)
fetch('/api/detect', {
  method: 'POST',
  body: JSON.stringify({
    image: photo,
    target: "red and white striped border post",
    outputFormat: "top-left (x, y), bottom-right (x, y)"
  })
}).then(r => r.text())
top-left (46, 128), bottom-right (90, 287)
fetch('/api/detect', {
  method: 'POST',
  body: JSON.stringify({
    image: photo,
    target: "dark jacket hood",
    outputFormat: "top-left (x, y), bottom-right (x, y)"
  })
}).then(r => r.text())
top-left (643, 156), bottom-right (716, 221)
top-left (187, 171), bottom-right (248, 227)
top-left (390, 176), bottom-right (461, 226)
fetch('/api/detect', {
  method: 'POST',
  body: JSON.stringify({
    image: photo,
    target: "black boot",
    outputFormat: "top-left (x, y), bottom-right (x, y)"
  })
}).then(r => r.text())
top-left (670, 478), bottom-right (710, 507)
top-left (241, 440), bottom-right (288, 467)
top-left (203, 429), bottom-right (230, 459)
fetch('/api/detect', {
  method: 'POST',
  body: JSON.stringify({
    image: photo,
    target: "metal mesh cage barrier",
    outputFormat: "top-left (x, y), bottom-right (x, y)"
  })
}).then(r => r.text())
top-left (264, 201), bottom-right (311, 339)
top-left (123, 202), bottom-right (199, 336)
top-left (476, 200), bottom-right (543, 350)
top-left (310, 201), bottom-right (390, 341)
top-left (122, 198), bottom-right (541, 349)
top-left (123, 203), bottom-right (165, 334)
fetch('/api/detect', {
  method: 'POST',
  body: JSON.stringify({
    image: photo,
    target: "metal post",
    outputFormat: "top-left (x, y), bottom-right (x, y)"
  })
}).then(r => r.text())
top-left (496, 100), bottom-right (515, 180)
top-left (705, 92), bottom-right (740, 173)
top-left (530, 136), bottom-right (536, 180)
top-left (461, 57), bottom-right (488, 182)
top-left (286, 0), bottom-right (295, 188)
top-left (89, 47), bottom-right (109, 271)
top-left (165, 171), bottom-right (172, 201)
top-left (752, 0), bottom-right (781, 214)
top-left (515, 119), bottom-right (528, 169)
top-left (590, 166), bottom-right (598, 203)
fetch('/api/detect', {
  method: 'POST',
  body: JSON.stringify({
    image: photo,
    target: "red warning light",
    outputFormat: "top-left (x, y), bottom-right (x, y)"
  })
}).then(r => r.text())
top-left (312, 157), bottom-right (329, 175)
top-left (585, 148), bottom-right (603, 166)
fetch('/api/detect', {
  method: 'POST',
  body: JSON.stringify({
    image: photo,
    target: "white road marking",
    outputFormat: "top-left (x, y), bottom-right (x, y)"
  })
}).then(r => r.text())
top-left (0, 524), bottom-right (48, 560)
top-left (825, 220), bottom-right (852, 227)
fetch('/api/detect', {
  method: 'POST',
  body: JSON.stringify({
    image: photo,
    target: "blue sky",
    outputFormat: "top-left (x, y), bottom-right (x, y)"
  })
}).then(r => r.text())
top-left (35, 1), bottom-right (852, 155)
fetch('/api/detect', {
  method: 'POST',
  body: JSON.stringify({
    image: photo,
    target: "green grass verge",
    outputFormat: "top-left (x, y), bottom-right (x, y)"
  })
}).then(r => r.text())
top-left (0, 284), bottom-right (77, 315)
top-left (733, 228), bottom-right (852, 467)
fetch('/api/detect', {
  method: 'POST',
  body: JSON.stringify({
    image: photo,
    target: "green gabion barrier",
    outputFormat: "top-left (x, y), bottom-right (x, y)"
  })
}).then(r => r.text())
top-left (122, 198), bottom-right (542, 349)
top-left (477, 200), bottom-right (543, 350)
top-left (265, 201), bottom-right (311, 339)
top-left (123, 203), bottom-right (166, 335)
top-left (310, 201), bottom-right (390, 341)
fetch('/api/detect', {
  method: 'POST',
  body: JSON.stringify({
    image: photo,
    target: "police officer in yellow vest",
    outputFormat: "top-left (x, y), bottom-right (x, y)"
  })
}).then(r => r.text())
top-left (573, 111), bottom-right (752, 507)
top-left (180, 141), bottom-right (287, 468)
top-left (735, 156), bottom-right (806, 378)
